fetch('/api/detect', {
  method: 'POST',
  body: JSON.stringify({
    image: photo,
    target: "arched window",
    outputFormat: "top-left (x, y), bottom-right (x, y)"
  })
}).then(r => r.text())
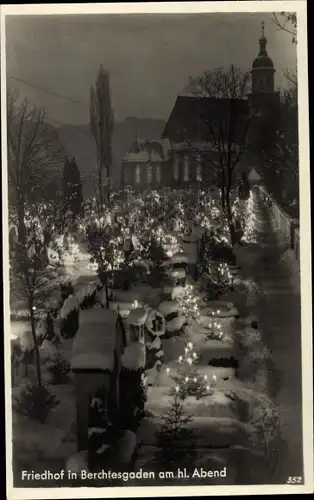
top-left (196, 153), bottom-right (202, 181)
top-left (147, 162), bottom-right (153, 184)
top-left (173, 154), bottom-right (179, 182)
top-left (156, 163), bottom-right (161, 183)
top-left (183, 154), bottom-right (189, 182)
top-left (135, 164), bottom-right (141, 185)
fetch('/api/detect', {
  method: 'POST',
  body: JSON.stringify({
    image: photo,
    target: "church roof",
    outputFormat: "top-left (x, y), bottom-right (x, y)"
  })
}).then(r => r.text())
top-left (123, 137), bottom-right (170, 163)
top-left (162, 95), bottom-right (249, 143)
top-left (252, 54), bottom-right (274, 69)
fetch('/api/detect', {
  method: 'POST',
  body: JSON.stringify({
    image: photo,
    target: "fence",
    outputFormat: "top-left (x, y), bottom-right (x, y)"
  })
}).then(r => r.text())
top-left (257, 185), bottom-right (300, 262)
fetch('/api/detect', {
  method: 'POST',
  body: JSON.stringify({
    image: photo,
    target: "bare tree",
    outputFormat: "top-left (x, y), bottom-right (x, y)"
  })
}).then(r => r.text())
top-left (272, 12), bottom-right (297, 43)
top-left (7, 90), bottom-right (64, 245)
top-left (90, 66), bottom-right (114, 209)
top-left (10, 228), bottom-right (64, 388)
top-left (185, 65), bottom-right (252, 244)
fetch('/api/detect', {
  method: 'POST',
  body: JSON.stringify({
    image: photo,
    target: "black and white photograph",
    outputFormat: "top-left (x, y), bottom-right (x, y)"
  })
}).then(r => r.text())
top-left (1, 1), bottom-right (312, 497)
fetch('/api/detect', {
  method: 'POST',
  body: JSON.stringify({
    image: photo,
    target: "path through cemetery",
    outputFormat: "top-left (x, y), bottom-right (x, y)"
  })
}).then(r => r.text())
top-left (233, 196), bottom-right (303, 483)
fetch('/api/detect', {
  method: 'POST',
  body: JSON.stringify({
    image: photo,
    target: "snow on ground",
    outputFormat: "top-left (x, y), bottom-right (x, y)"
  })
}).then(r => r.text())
top-left (146, 386), bottom-right (237, 420)
top-left (10, 209), bottom-right (277, 482)
top-left (12, 412), bottom-right (66, 462)
top-left (138, 413), bottom-right (251, 449)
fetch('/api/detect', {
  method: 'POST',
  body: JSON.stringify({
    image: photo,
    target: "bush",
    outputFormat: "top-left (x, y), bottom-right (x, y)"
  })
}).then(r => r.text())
top-left (13, 383), bottom-right (59, 423)
top-left (47, 353), bottom-right (71, 385)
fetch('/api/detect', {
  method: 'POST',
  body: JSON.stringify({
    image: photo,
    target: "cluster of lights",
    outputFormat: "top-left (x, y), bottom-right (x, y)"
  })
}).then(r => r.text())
top-left (165, 341), bottom-right (218, 397)
top-left (242, 191), bottom-right (256, 243)
top-left (177, 284), bottom-right (204, 318)
top-left (204, 316), bottom-right (224, 341)
top-left (218, 262), bottom-right (234, 287)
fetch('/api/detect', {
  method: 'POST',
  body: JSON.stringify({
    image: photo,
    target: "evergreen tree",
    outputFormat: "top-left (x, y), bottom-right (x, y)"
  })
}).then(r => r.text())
top-left (63, 157), bottom-right (83, 217)
top-left (90, 66), bottom-right (114, 207)
top-left (154, 393), bottom-right (196, 472)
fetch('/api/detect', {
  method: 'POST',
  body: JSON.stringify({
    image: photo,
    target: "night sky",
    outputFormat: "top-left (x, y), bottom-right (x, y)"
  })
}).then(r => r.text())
top-left (5, 11), bottom-right (297, 125)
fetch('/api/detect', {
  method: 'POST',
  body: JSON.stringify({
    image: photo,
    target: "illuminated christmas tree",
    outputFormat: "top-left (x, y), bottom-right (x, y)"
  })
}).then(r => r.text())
top-left (167, 341), bottom-right (211, 400)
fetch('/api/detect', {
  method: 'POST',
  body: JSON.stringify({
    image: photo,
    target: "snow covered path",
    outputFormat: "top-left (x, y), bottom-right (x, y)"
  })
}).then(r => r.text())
top-left (232, 195), bottom-right (303, 484)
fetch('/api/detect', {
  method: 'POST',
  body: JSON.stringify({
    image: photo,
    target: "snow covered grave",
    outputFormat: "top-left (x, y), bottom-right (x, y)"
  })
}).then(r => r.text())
top-left (169, 267), bottom-right (187, 285)
top-left (200, 303), bottom-right (239, 319)
top-left (71, 307), bottom-right (126, 452)
top-left (197, 339), bottom-right (239, 369)
top-left (158, 300), bottom-right (180, 317)
top-left (170, 251), bottom-right (189, 265)
top-left (163, 285), bottom-right (185, 300)
top-left (158, 299), bottom-right (186, 335)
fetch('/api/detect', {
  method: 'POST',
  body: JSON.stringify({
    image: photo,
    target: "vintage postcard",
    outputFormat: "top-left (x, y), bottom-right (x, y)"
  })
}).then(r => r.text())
top-left (1, 1), bottom-right (313, 498)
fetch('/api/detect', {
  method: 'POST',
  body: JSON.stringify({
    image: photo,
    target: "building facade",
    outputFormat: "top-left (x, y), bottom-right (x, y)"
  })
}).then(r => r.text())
top-left (122, 23), bottom-right (280, 190)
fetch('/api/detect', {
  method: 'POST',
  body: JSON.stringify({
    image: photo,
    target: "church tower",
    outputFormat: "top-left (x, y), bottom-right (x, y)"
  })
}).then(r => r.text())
top-left (248, 22), bottom-right (280, 151)
top-left (251, 21), bottom-right (275, 94)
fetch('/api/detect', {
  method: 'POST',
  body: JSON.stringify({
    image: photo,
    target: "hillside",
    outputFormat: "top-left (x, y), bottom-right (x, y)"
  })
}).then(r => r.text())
top-left (56, 117), bottom-right (166, 197)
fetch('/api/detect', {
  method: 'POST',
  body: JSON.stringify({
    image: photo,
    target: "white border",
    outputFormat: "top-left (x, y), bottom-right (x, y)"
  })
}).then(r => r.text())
top-left (1, 1), bottom-right (312, 498)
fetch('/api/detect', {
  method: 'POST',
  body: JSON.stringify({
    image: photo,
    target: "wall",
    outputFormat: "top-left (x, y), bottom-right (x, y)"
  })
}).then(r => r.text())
top-left (257, 185), bottom-right (300, 262)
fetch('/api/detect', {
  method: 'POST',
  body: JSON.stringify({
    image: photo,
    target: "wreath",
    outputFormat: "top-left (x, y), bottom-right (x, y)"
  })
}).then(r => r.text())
top-left (145, 309), bottom-right (166, 337)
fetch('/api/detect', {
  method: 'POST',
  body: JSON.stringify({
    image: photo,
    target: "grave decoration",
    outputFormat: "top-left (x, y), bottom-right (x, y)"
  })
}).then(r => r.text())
top-left (166, 341), bottom-right (213, 400)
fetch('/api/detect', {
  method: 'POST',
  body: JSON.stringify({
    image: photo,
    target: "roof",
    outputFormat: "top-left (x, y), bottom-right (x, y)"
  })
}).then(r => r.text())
top-left (162, 95), bottom-right (249, 143)
top-left (252, 54), bottom-right (274, 69)
top-left (252, 35), bottom-right (274, 70)
top-left (71, 308), bottom-right (119, 372)
top-left (124, 137), bottom-right (170, 163)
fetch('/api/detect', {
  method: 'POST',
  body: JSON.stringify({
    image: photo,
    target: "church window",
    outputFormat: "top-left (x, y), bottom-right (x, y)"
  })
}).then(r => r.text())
top-left (147, 162), bottom-right (153, 184)
top-left (135, 164), bottom-right (141, 184)
top-left (196, 153), bottom-right (202, 181)
top-left (183, 154), bottom-right (189, 181)
top-left (156, 163), bottom-right (161, 183)
top-left (174, 154), bottom-right (179, 181)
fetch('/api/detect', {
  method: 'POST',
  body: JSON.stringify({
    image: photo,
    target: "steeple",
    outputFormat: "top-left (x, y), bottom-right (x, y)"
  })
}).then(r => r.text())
top-left (251, 21), bottom-right (275, 93)
top-left (259, 21), bottom-right (267, 55)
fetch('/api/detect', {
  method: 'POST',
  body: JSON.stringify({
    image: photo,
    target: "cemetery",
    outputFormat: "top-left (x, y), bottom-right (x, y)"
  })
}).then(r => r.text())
top-left (9, 184), bottom-right (298, 487)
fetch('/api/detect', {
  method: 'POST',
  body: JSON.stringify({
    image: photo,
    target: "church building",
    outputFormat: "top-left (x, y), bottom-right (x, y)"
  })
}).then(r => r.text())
top-left (121, 23), bottom-right (280, 190)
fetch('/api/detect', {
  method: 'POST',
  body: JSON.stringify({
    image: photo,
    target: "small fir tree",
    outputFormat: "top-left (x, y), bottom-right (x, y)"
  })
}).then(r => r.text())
top-left (154, 392), bottom-right (196, 472)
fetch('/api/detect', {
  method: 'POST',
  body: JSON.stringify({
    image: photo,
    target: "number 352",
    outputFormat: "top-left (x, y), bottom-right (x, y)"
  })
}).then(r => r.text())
top-left (287, 476), bottom-right (303, 484)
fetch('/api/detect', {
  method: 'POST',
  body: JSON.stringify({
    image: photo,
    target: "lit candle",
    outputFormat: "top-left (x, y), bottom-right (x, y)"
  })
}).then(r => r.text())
top-left (187, 357), bottom-right (193, 365)
top-left (204, 374), bottom-right (208, 380)
top-left (185, 377), bottom-right (189, 382)
top-left (193, 377), bottom-right (197, 383)
top-left (213, 374), bottom-right (217, 382)
top-left (175, 386), bottom-right (180, 393)
top-left (166, 367), bottom-right (170, 375)
top-left (206, 385), bottom-right (210, 391)
top-left (193, 352), bottom-right (197, 358)
top-left (178, 356), bottom-right (183, 362)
